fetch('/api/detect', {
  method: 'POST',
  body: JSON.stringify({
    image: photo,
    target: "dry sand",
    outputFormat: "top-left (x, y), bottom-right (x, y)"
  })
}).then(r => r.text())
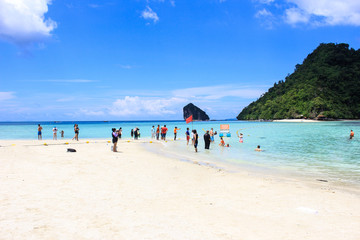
top-left (0, 139), bottom-right (359, 240)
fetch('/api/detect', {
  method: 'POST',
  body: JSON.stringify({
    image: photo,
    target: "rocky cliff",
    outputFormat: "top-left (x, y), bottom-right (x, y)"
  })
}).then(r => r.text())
top-left (183, 103), bottom-right (210, 121)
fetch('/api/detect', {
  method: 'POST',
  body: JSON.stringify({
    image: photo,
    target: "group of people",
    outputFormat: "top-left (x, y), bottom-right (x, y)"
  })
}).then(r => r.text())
top-left (150, 125), bottom-right (169, 141)
top-left (37, 124), bottom-right (64, 140)
top-left (111, 127), bottom-right (123, 152)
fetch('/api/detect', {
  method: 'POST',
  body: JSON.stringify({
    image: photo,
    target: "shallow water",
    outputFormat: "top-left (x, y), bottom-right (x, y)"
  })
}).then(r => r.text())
top-left (1, 120), bottom-right (359, 185)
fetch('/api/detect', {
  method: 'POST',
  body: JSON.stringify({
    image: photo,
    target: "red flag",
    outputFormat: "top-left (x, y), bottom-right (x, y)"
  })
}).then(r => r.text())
top-left (186, 115), bottom-right (193, 124)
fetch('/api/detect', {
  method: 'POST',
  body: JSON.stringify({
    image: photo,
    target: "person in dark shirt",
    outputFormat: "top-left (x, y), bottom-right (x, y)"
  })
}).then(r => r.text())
top-left (204, 130), bottom-right (211, 149)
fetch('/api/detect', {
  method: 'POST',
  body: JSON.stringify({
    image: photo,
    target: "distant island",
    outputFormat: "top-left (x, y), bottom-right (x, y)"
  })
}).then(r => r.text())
top-left (183, 103), bottom-right (210, 121)
top-left (237, 43), bottom-right (360, 120)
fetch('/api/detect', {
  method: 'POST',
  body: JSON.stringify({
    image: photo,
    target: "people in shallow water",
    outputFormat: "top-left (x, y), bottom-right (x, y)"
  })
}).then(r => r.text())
top-left (37, 124), bottom-right (43, 140)
top-left (350, 130), bottom-right (355, 139)
top-left (219, 137), bottom-right (225, 147)
top-left (255, 145), bottom-right (262, 152)
top-left (237, 132), bottom-right (243, 143)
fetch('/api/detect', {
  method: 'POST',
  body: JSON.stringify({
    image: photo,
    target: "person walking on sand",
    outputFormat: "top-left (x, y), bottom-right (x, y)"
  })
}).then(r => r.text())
top-left (185, 128), bottom-right (190, 145)
top-left (112, 128), bottom-right (119, 152)
top-left (53, 126), bottom-right (58, 140)
top-left (37, 124), bottom-right (43, 140)
top-left (156, 125), bottom-right (160, 140)
top-left (193, 130), bottom-right (199, 152)
top-left (72, 124), bottom-right (79, 141)
top-left (350, 130), bottom-right (355, 139)
top-left (174, 126), bottom-right (180, 140)
top-left (204, 130), bottom-right (211, 149)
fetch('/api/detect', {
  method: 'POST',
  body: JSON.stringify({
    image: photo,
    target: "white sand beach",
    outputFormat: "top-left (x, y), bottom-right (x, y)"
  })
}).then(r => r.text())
top-left (0, 139), bottom-right (359, 240)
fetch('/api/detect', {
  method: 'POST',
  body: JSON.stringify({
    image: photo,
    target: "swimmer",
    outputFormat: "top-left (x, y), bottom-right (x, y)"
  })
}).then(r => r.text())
top-left (255, 145), bottom-right (262, 152)
top-left (236, 132), bottom-right (243, 143)
top-left (219, 137), bottom-right (225, 147)
top-left (350, 130), bottom-right (355, 139)
top-left (226, 144), bottom-right (230, 147)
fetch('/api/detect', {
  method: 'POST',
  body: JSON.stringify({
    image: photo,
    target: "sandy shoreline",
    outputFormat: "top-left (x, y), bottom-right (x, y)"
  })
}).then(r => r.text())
top-left (1, 139), bottom-right (359, 239)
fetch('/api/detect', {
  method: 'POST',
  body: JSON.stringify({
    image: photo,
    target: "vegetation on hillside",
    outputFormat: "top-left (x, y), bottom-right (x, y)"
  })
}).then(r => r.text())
top-left (237, 43), bottom-right (360, 120)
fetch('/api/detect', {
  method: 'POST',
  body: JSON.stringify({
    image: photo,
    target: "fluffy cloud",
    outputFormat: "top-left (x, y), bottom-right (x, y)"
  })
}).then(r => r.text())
top-left (141, 6), bottom-right (159, 23)
top-left (110, 96), bottom-right (187, 116)
top-left (255, 0), bottom-right (360, 27)
top-left (286, 0), bottom-right (360, 26)
top-left (0, 0), bottom-right (56, 45)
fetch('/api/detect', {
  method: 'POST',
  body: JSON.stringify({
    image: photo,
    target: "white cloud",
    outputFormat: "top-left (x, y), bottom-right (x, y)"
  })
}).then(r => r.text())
top-left (287, 0), bottom-right (360, 26)
top-left (141, 6), bottom-right (159, 23)
top-left (0, 91), bottom-right (15, 101)
top-left (255, 8), bottom-right (273, 18)
top-left (255, 0), bottom-right (360, 27)
top-left (80, 109), bottom-right (105, 116)
top-left (284, 7), bottom-right (310, 25)
top-left (172, 85), bottom-right (266, 100)
top-left (110, 96), bottom-right (187, 116)
top-left (0, 0), bottom-right (57, 45)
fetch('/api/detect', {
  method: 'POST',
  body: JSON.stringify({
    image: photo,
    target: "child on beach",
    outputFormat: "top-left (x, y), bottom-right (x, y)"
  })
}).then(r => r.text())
top-left (185, 128), bottom-right (190, 145)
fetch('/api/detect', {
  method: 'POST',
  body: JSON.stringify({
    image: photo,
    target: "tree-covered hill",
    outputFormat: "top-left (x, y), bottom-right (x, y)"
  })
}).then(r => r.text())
top-left (237, 43), bottom-right (360, 120)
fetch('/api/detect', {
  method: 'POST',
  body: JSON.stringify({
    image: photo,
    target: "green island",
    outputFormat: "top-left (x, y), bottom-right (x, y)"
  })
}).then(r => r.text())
top-left (237, 43), bottom-right (360, 120)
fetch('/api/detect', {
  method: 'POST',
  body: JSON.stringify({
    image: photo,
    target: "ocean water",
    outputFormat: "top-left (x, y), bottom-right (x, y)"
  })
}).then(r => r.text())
top-left (0, 120), bottom-right (359, 185)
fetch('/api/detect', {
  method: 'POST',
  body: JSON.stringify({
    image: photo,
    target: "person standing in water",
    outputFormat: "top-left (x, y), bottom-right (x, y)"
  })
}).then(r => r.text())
top-left (156, 125), bottom-right (160, 140)
top-left (37, 124), bottom-right (43, 140)
top-left (350, 130), bottom-right (355, 139)
top-left (204, 130), bottom-right (211, 149)
top-left (151, 126), bottom-right (155, 139)
top-left (185, 128), bottom-right (190, 145)
top-left (210, 128), bottom-right (214, 142)
top-left (53, 126), bottom-right (58, 140)
top-left (118, 127), bottom-right (122, 139)
top-left (255, 145), bottom-right (262, 152)
top-left (193, 129), bottom-right (198, 152)
top-left (174, 126), bottom-right (180, 140)
top-left (236, 132), bottom-right (243, 143)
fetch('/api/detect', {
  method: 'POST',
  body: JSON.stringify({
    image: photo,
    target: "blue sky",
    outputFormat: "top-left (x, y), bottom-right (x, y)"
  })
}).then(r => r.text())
top-left (1, 0), bottom-right (360, 121)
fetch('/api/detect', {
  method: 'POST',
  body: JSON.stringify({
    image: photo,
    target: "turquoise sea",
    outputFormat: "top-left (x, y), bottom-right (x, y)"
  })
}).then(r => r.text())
top-left (0, 120), bottom-right (359, 186)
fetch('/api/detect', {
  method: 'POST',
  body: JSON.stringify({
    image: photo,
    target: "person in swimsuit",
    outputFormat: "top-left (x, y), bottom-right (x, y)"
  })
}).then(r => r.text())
top-left (72, 124), bottom-right (79, 141)
top-left (210, 128), bottom-right (214, 142)
top-left (193, 129), bottom-right (198, 152)
top-left (112, 128), bottom-right (119, 152)
top-left (236, 132), bottom-right (243, 143)
top-left (185, 128), bottom-right (190, 145)
top-left (350, 130), bottom-right (355, 139)
top-left (37, 124), bottom-right (43, 140)
top-left (255, 145), bottom-right (262, 152)
top-left (53, 126), bottom-right (58, 140)
top-left (219, 137), bottom-right (225, 147)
